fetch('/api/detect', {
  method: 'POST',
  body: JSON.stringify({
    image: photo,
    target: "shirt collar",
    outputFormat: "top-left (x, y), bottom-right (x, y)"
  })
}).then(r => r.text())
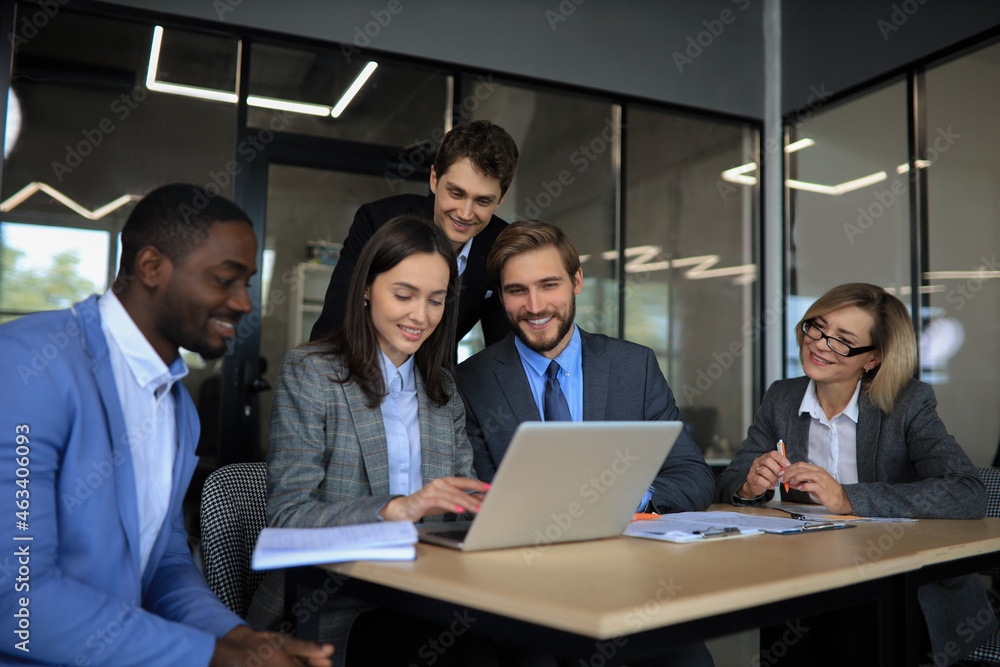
top-left (455, 238), bottom-right (473, 276)
top-left (514, 324), bottom-right (581, 377)
top-left (798, 378), bottom-right (862, 423)
top-left (99, 291), bottom-right (188, 394)
top-left (379, 348), bottom-right (416, 393)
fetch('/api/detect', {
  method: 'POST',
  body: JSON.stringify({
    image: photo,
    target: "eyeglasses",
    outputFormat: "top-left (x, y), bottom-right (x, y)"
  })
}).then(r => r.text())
top-left (801, 320), bottom-right (876, 357)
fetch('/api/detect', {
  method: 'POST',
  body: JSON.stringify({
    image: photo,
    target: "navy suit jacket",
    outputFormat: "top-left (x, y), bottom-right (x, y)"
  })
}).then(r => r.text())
top-left (309, 193), bottom-right (510, 346)
top-left (456, 329), bottom-right (715, 514)
top-left (716, 376), bottom-right (993, 663)
top-left (0, 296), bottom-right (242, 666)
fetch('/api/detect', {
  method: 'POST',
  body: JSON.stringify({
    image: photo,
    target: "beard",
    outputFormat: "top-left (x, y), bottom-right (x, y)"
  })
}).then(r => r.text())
top-left (158, 293), bottom-right (237, 361)
top-left (509, 297), bottom-right (576, 355)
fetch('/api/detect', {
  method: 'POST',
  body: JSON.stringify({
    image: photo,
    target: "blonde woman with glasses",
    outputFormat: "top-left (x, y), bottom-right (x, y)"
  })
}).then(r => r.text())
top-left (715, 282), bottom-right (991, 665)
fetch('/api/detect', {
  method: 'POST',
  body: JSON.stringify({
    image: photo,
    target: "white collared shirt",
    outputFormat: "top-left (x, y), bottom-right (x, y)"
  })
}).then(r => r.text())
top-left (378, 350), bottom-right (422, 495)
top-left (99, 291), bottom-right (188, 575)
top-left (456, 238), bottom-right (473, 277)
top-left (798, 378), bottom-right (861, 485)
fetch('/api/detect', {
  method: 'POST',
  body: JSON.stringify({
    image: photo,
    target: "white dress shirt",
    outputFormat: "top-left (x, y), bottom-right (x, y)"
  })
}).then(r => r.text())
top-left (798, 378), bottom-right (861, 484)
top-left (99, 291), bottom-right (188, 574)
top-left (378, 350), bottom-right (423, 495)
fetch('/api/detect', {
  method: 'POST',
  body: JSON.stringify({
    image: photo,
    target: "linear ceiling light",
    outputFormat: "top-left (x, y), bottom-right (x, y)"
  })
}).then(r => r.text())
top-left (146, 26), bottom-right (239, 103)
top-left (785, 138), bottom-right (815, 153)
top-left (721, 162), bottom-right (759, 185)
top-left (896, 160), bottom-right (932, 174)
top-left (1, 183), bottom-right (139, 220)
top-left (246, 95), bottom-right (331, 116)
top-left (786, 170), bottom-right (887, 195)
top-left (331, 61), bottom-right (378, 118)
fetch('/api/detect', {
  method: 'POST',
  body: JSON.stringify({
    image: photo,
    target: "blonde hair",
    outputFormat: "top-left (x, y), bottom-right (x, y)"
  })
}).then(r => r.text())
top-left (796, 283), bottom-right (916, 414)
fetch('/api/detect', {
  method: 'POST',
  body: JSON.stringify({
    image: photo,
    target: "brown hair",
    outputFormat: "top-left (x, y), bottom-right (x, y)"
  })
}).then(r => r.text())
top-left (796, 283), bottom-right (916, 414)
top-left (487, 220), bottom-right (581, 288)
top-left (315, 216), bottom-right (458, 408)
top-left (433, 120), bottom-right (519, 196)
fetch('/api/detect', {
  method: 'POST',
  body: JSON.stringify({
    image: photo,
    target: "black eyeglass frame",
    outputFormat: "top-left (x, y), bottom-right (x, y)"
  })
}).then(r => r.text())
top-left (801, 320), bottom-right (877, 358)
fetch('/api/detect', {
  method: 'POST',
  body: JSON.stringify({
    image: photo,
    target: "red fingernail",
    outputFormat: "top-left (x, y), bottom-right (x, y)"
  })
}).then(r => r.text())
top-left (455, 505), bottom-right (464, 512)
top-left (483, 483), bottom-right (491, 490)
top-left (476, 506), bottom-right (482, 512)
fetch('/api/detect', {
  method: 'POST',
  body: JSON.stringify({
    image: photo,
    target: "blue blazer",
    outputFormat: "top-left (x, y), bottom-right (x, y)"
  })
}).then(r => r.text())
top-left (0, 296), bottom-right (243, 666)
top-left (456, 329), bottom-right (715, 514)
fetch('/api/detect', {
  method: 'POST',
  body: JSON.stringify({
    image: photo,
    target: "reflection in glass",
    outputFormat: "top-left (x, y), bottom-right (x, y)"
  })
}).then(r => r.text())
top-left (258, 165), bottom-right (425, 453)
top-left (627, 107), bottom-right (757, 460)
top-left (248, 42), bottom-right (448, 145)
top-left (924, 42), bottom-right (1000, 464)
top-left (461, 76), bottom-right (618, 335)
top-left (784, 81), bottom-right (910, 376)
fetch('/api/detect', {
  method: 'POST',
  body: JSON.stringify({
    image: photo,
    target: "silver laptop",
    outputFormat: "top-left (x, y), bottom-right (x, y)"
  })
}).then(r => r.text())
top-left (418, 421), bottom-right (683, 552)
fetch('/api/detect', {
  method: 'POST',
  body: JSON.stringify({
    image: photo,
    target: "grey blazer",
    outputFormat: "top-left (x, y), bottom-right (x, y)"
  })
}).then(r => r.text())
top-left (246, 345), bottom-right (474, 666)
top-left (716, 376), bottom-right (993, 663)
top-left (456, 329), bottom-right (715, 514)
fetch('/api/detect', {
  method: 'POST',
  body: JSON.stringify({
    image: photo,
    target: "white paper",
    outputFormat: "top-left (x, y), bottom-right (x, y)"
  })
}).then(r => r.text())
top-left (252, 521), bottom-right (418, 570)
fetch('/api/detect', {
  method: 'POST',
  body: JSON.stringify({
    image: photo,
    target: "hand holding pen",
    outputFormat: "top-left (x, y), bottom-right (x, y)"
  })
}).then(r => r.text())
top-left (736, 445), bottom-right (791, 499)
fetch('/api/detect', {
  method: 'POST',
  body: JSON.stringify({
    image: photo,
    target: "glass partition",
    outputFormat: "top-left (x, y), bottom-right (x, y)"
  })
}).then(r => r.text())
top-left (923, 43), bottom-right (1000, 464)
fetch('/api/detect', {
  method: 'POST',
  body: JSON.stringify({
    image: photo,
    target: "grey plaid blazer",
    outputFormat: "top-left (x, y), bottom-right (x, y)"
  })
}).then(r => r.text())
top-left (715, 376), bottom-right (993, 663)
top-left (246, 345), bottom-right (474, 665)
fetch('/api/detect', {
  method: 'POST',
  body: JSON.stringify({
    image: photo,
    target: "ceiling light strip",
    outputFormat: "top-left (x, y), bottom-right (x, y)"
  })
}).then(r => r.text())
top-left (331, 61), bottom-right (378, 118)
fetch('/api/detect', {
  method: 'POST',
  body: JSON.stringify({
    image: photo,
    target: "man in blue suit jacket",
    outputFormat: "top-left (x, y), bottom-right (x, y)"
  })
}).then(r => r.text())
top-left (0, 185), bottom-right (332, 667)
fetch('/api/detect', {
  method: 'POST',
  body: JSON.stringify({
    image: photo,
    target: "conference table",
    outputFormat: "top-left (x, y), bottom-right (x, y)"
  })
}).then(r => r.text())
top-left (284, 505), bottom-right (1000, 666)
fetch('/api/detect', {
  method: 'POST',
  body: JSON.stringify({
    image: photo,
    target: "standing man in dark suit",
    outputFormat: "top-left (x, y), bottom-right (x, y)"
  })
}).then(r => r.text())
top-left (310, 120), bottom-right (518, 346)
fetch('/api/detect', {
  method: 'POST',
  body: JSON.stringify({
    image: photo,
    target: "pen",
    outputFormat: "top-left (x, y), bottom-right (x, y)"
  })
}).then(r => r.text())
top-left (777, 439), bottom-right (789, 493)
top-left (693, 526), bottom-right (740, 538)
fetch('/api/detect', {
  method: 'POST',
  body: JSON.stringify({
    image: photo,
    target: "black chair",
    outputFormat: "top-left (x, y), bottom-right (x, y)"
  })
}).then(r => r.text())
top-left (200, 462), bottom-right (268, 618)
top-left (965, 466), bottom-right (1000, 663)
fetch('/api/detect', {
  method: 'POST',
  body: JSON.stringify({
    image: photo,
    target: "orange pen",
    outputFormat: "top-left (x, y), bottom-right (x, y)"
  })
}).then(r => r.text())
top-left (777, 440), bottom-right (789, 492)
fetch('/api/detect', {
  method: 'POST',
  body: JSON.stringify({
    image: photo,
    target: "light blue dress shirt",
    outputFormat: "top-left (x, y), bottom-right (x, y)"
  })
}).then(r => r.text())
top-left (98, 291), bottom-right (188, 574)
top-left (513, 325), bottom-right (653, 511)
top-left (378, 350), bottom-right (423, 496)
top-left (513, 324), bottom-right (583, 422)
top-left (456, 238), bottom-right (473, 276)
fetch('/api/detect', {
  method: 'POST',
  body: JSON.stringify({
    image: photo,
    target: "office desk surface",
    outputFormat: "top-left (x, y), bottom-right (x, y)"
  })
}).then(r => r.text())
top-left (324, 507), bottom-right (1000, 639)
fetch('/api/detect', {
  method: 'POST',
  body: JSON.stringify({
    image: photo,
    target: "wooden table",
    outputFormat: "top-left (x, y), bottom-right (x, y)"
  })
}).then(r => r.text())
top-left (285, 507), bottom-right (1000, 665)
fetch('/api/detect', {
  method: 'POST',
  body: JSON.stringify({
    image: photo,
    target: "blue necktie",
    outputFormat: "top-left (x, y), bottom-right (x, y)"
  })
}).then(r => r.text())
top-left (544, 361), bottom-right (572, 422)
